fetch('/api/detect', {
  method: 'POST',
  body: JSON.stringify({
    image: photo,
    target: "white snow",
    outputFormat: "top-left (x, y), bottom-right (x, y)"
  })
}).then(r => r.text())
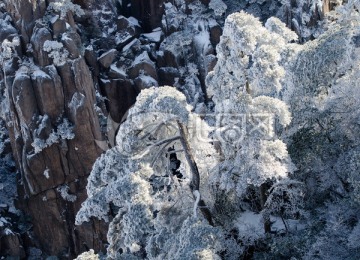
top-left (61, 33), bottom-right (72, 42)
top-left (68, 92), bottom-right (85, 111)
top-left (100, 78), bottom-right (110, 84)
top-left (4, 228), bottom-right (14, 235)
top-left (122, 38), bottom-right (138, 52)
top-left (50, 15), bottom-right (59, 24)
top-left (98, 49), bottom-right (117, 60)
top-left (115, 31), bottom-right (133, 45)
top-left (133, 51), bottom-right (153, 66)
top-left (85, 45), bottom-right (93, 51)
top-left (141, 31), bottom-right (162, 43)
top-left (193, 20), bottom-right (212, 56)
top-left (128, 16), bottom-right (139, 27)
top-left (44, 169), bottom-right (50, 179)
top-left (31, 69), bottom-right (51, 80)
top-left (137, 74), bottom-right (158, 88)
top-left (235, 211), bottom-right (264, 238)
top-left (110, 64), bottom-right (127, 78)
top-left (57, 184), bottom-right (77, 202)
top-left (0, 217), bottom-right (9, 227)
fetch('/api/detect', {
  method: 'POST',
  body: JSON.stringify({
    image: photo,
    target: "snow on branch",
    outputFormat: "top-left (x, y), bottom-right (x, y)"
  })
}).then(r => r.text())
top-left (48, 0), bottom-right (85, 19)
top-left (43, 40), bottom-right (69, 66)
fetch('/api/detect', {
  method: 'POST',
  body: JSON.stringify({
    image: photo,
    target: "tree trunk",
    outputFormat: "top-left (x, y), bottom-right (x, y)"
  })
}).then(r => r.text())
top-left (177, 121), bottom-right (214, 226)
top-left (260, 183), bottom-right (271, 233)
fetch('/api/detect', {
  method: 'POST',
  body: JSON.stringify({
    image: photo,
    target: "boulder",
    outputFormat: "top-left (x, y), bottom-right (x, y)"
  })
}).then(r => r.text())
top-left (204, 54), bottom-right (217, 75)
top-left (84, 46), bottom-right (100, 77)
top-left (134, 74), bottom-right (159, 90)
top-left (115, 16), bottom-right (141, 49)
top-left (128, 51), bottom-right (158, 80)
top-left (61, 32), bottom-right (82, 59)
top-left (0, 231), bottom-right (26, 258)
top-left (30, 27), bottom-right (52, 67)
top-left (130, 0), bottom-right (166, 32)
top-left (50, 15), bottom-right (66, 39)
top-left (31, 66), bottom-right (64, 122)
top-left (108, 63), bottom-right (128, 79)
top-left (158, 67), bottom-right (180, 86)
top-left (99, 78), bottom-right (139, 123)
top-left (140, 28), bottom-right (163, 44)
top-left (209, 20), bottom-right (222, 46)
top-left (11, 71), bottom-right (38, 127)
top-left (98, 49), bottom-right (118, 69)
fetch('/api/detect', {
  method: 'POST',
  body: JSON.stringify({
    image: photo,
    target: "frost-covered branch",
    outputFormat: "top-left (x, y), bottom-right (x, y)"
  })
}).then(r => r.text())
top-left (48, 0), bottom-right (85, 19)
top-left (43, 40), bottom-right (69, 66)
top-left (193, 190), bottom-right (201, 218)
top-left (177, 120), bottom-right (214, 225)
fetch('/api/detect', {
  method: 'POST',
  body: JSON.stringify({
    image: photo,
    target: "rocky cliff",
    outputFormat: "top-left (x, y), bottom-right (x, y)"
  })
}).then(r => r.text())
top-left (0, 0), bottom-right (333, 258)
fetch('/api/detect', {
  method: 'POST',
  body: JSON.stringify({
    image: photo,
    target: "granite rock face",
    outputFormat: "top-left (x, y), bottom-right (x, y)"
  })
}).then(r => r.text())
top-left (1, 1), bottom-right (107, 258)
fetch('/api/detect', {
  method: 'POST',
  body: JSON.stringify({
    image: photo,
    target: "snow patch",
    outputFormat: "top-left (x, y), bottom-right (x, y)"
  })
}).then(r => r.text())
top-left (137, 74), bottom-right (158, 88)
top-left (128, 16), bottom-right (140, 27)
top-left (100, 78), bottom-right (110, 84)
top-left (110, 64), bottom-right (127, 78)
top-left (69, 92), bottom-right (85, 111)
top-left (31, 69), bottom-right (51, 80)
top-left (57, 184), bottom-right (77, 202)
top-left (133, 51), bottom-right (154, 66)
top-left (141, 30), bottom-right (162, 43)
top-left (43, 169), bottom-right (50, 179)
top-left (122, 38), bottom-right (138, 52)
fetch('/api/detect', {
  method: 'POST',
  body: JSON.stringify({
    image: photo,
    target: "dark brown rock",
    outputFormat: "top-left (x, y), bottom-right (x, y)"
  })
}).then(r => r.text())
top-left (130, 0), bottom-right (166, 32)
top-left (31, 67), bottom-right (64, 122)
top-left (209, 21), bottom-right (222, 46)
top-left (99, 78), bottom-right (139, 123)
top-left (98, 49), bottom-right (118, 69)
top-left (116, 15), bottom-right (133, 30)
top-left (25, 177), bottom-right (107, 256)
top-left (128, 51), bottom-right (158, 80)
top-left (158, 67), bottom-right (180, 86)
top-left (50, 15), bottom-right (67, 39)
top-left (205, 54), bottom-right (217, 74)
top-left (61, 32), bottom-right (82, 59)
top-left (11, 72), bottom-right (38, 127)
top-left (6, 56), bottom-right (107, 257)
top-left (30, 27), bottom-right (52, 67)
top-left (4, 0), bottom-right (46, 43)
top-left (200, 0), bottom-right (211, 5)
top-left (84, 46), bottom-right (100, 77)
top-left (134, 75), bottom-right (158, 90)
top-left (0, 232), bottom-right (26, 258)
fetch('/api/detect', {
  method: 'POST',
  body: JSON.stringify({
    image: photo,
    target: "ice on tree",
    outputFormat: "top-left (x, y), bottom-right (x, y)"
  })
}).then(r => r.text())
top-left (206, 11), bottom-right (299, 240)
top-left (43, 40), bottom-right (69, 66)
top-left (209, 0), bottom-right (227, 17)
top-left (48, 0), bottom-right (85, 19)
top-left (77, 86), bottom-right (221, 258)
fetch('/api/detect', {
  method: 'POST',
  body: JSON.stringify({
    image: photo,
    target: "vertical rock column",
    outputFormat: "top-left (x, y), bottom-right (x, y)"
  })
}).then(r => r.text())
top-left (2, 0), bottom-right (108, 257)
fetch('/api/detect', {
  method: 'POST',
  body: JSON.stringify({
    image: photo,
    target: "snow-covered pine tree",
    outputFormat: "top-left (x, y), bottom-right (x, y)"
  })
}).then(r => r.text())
top-left (206, 11), bottom-right (301, 242)
top-left (281, 2), bottom-right (360, 258)
top-left (76, 86), bottom-right (222, 259)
